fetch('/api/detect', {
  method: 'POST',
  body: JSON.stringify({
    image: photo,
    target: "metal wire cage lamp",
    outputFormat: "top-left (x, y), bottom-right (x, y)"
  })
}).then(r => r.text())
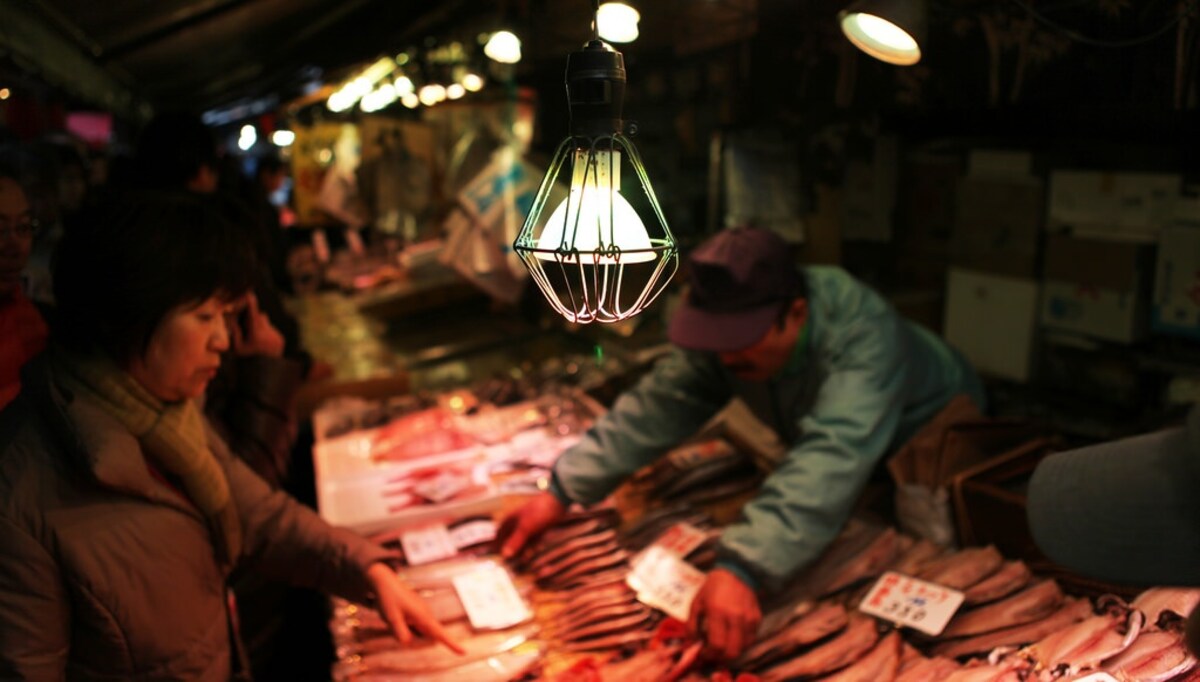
top-left (513, 2), bottom-right (678, 324)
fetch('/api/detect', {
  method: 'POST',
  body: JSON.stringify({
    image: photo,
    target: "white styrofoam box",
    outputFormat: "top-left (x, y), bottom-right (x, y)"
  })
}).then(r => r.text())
top-left (1040, 281), bottom-right (1147, 344)
top-left (1048, 171), bottom-right (1181, 241)
top-left (1153, 223), bottom-right (1200, 339)
top-left (944, 268), bottom-right (1040, 382)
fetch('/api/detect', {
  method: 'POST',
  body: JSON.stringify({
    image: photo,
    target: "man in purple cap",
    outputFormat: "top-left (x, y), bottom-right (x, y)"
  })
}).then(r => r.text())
top-left (500, 226), bottom-right (984, 659)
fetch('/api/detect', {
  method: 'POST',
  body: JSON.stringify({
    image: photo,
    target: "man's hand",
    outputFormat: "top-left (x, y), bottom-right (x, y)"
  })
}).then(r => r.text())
top-left (687, 568), bottom-right (762, 661)
top-left (497, 491), bottom-right (565, 559)
top-left (366, 563), bottom-right (464, 654)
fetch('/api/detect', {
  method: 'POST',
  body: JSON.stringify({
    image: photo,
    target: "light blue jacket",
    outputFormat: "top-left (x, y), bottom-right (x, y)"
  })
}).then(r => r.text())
top-left (551, 266), bottom-right (984, 592)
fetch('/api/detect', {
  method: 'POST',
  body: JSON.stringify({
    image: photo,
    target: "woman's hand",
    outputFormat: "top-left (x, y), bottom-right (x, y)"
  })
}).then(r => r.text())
top-left (366, 563), bottom-right (465, 654)
top-left (227, 293), bottom-right (285, 358)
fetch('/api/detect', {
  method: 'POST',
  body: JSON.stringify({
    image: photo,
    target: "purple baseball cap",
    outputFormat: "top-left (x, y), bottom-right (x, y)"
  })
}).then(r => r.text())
top-left (668, 227), bottom-right (803, 353)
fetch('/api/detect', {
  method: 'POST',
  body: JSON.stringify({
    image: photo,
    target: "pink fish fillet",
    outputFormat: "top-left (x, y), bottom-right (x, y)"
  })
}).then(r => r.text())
top-left (895, 655), bottom-right (963, 682)
top-left (1103, 630), bottom-right (1197, 681)
top-left (963, 561), bottom-right (1032, 606)
top-left (933, 597), bottom-right (1093, 659)
top-left (1131, 588), bottom-right (1200, 630)
top-left (1021, 609), bottom-right (1144, 674)
top-left (816, 629), bottom-right (903, 682)
top-left (917, 545), bottom-right (1005, 591)
top-left (758, 615), bottom-right (880, 682)
top-left (939, 579), bottom-right (1064, 639)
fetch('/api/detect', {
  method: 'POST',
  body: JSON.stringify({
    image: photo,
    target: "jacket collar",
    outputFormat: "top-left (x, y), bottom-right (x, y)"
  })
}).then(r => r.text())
top-left (22, 355), bottom-right (204, 521)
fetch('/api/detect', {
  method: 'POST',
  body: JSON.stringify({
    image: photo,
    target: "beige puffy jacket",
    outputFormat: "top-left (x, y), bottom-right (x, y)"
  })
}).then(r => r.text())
top-left (0, 359), bottom-right (392, 681)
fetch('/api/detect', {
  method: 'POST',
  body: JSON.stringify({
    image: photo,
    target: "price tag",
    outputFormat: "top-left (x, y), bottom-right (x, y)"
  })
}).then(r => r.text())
top-left (400, 524), bottom-right (458, 566)
top-left (648, 522), bottom-right (709, 559)
top-left (1072, 674), bottom-right (1118, 682)
top-left (413, 473), bottom-right (469, 503)
top-left (858, 571), bottom-right (964, 636)
top-left (450, 519), bottom-right (497, 549)
top-left (452, 563), bottom-right (532, 630)
top-left (626, 545), bottom-right (707, 622)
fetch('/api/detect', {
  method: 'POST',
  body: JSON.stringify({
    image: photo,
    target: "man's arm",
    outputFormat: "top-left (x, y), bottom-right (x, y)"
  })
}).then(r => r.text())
top-left (552, 349), bottom-right (732, 505)
top-left (716, 313), bottom-right (909, 592)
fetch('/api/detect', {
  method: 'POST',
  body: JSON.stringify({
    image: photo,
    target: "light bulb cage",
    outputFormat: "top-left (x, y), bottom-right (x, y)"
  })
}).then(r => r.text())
top-left (514, 132), bottom-right (678, 324)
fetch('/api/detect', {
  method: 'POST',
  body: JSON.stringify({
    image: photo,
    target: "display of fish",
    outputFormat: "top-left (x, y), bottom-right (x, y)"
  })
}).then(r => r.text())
top-left (963, 561), bottom-right (1032, 607)
top-left (333, 623), bottom-right (539, 676)
top-left (933, 598), bottom-right (1093, 659)
top-left (939, 579), bottom-right (1065, 639)
top-left (1013, 602), bottom-right (1144, 677)
top-left (1102, 630), bottom-right (1197, 681)
top-left (816, 629), bottom-right (903, 681)
top-left (895, 654), bottom-right (964, 681)
top-left (739, 601), bottom-right (850, 671)
top-left (340, 646), bottom-right (545, 682)
top-left (916, 545), bottom-right (1005, 591)
top-left (820, 527), bottom-right (906, 596)
top-left (758, 614), bottom-right (881, 682)
top-left (1131, 588), bottom-right (1200, 630)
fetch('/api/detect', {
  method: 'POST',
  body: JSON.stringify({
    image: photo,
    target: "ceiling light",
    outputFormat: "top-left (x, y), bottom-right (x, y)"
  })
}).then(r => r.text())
top-left (0, 88), bottom-right (10, 100)
top-left (393, 75), bottom-right (414, 94)
top-left (597, 3), bottom-right (640, 43)
top-left (512, 5), bottom-right (678, 324)
top-left (446, 83), bottom-right (466, 99)
top-left (839, 0), bottom-right (927, 65)
top-left (484, 30), bottom-right (522, 64)
top-left (401, 92), bottom-right (419, 108)
top-left (461, 72), bottom-right (485, 92)
top-left (271, 130), bottom-right (295, 147)
top-left (237, 124), bottom-right (257, 151)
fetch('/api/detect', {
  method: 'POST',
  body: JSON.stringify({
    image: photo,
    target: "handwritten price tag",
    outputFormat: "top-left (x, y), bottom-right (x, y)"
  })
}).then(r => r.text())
top-left (452, 562), bottom-right (532, 630)
top-left (400, 524), bottom-right (458, 566)
top-left (449, 519), bottom-right (497, 549)
top-left (858, 571), bottom-right (964, 636)
top-left (626, 545), bottom-right (707, 622)
top-left (649, 522), bottom-right (709, 559)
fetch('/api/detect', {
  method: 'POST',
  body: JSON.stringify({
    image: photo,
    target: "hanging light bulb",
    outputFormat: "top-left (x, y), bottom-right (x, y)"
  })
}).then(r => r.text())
top-left (446, 83), bottom-right (466, 99)
top-left (484, 30), bottom-right (522, 64)
top-left (838, 0), bottom-right (927, 66)
top-left (461, 71), bottom-right (485, 92)
top-left (596, 2), bottom-right (640, 43)
top-left (513, 2), bottom-right (678, 324)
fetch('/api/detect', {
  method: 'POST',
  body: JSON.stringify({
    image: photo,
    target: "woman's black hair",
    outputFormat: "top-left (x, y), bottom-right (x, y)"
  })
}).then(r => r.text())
top-left (53, 190), bottom-right (258, 364)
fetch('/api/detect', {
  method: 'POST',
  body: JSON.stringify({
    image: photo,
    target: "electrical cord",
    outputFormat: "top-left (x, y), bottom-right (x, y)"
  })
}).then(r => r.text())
top-left (1006, 0), bottom-right (1197, 48)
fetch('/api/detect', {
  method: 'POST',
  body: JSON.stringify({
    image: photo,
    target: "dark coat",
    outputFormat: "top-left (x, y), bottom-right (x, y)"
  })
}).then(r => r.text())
top-left (0, 358), bottom-right (391, 680)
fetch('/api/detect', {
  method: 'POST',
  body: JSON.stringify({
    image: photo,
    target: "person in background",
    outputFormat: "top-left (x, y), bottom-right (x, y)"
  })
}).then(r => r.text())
top-left (0, 192), bottom-right (460, 680)
top-left (500, 226), bottom-right (985, 660)
top-left (0, 166), bottom-right (48, 410)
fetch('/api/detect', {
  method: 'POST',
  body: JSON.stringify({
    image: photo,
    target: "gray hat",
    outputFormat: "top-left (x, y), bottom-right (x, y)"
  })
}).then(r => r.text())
top-left (1027, 404), bottom-right (1200, 587)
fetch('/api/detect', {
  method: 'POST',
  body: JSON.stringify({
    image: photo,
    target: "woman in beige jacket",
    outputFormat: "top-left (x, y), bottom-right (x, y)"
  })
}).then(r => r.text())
top-left (0, 191), bottom-right (460, 680)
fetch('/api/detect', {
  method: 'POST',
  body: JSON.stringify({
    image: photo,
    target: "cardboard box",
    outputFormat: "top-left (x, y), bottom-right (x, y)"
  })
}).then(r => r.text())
top-left (1039, 235), bottom-right (1155, 343)
top-left (1040, 282), bottom-right (1148, 344)
top-left (1153, 222), bottom-right (1200, 339)
top-left (950, 178), bottom-right (1044, 278)
top-left (944, 268), bottom-right (1041, 383)
top-left (1048, 170), bottom-right (1181, 241)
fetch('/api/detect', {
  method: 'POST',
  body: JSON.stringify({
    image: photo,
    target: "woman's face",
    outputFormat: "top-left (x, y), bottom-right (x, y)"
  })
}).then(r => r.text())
top-left (127, 296), bottom-right (233, 402)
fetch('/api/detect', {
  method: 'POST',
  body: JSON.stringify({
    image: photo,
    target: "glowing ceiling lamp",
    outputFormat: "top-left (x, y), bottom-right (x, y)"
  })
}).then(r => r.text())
top-left (484, 30), bottom-right (522, 64)
top-left (513, 1), bottom-right (678, 325)
top-left (839, 0), bottom-right (927, 66)
top-left (596, 2), bottom-right (640, 43)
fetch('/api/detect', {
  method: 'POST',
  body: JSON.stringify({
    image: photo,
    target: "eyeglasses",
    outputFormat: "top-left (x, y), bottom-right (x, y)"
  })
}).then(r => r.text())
top-left (0, 216), bottom-right (39, 240)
